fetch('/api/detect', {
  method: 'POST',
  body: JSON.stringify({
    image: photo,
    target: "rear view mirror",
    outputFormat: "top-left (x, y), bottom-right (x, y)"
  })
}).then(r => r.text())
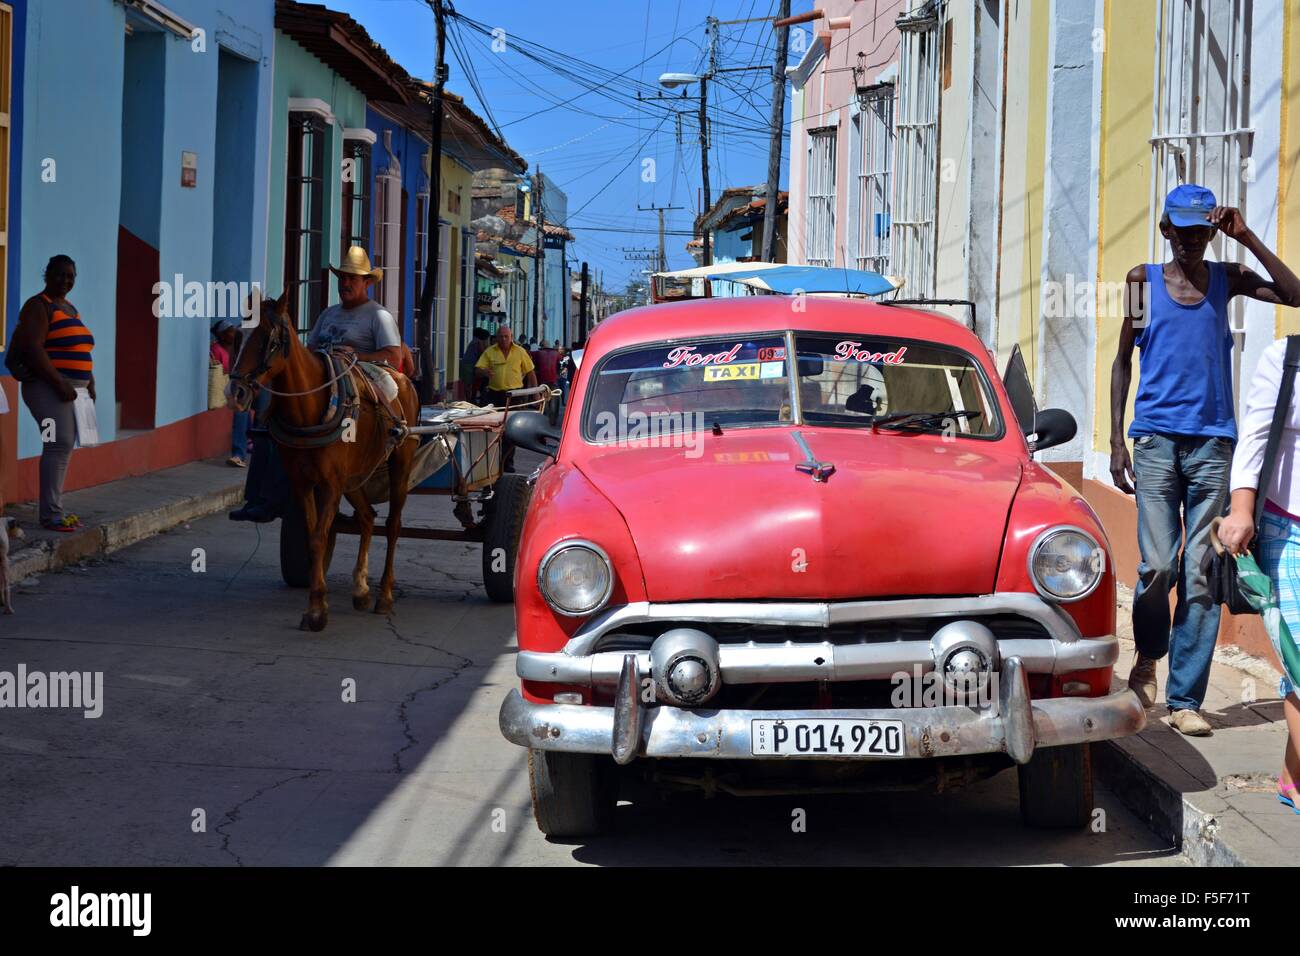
top-left (505, 410), bottom-right (560, 458)
top-left (1030, 408), bottom-right (1077, 452)
top-left (797, 356), bottom-right (824, 376)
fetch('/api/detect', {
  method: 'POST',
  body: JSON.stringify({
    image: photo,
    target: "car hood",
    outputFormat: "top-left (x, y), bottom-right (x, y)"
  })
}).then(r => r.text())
top-left (576, 428), bottom-right (1023, 602)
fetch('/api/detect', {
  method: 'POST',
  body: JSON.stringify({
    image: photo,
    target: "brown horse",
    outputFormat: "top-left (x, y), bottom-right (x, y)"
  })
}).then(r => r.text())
top-left (227, 292), bottom-right (419, 632)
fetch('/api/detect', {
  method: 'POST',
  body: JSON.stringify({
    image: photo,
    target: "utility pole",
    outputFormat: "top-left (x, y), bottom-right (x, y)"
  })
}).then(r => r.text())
top-left (579, 262), bottom-right (589, 339)
top-left (639, 203), bottom-right (684, 273)
top-left (699, 17), bottom-right (716, 266)
top-left (532, 169), bottom-right (545, 345)
top-left (762, 0), bottom-right (790, 263)
top-left (417, 0), bottom-right (447, 404)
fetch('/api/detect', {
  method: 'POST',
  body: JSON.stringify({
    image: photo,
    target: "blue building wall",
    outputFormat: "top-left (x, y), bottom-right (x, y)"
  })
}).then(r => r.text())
top-left (16, 0), bottom-right (274, 457)
top-left (18, 0), bottom-right (125, 457)
top-left (4, 0), bottom-right (25, 352)
top-left (365, 106), bottom-right (430, 346)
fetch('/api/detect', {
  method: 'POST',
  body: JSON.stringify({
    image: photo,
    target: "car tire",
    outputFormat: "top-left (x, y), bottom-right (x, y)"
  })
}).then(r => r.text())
top-left (527, 749), bottom-right (615, 837)
top-left (482, 473), bottom-right (531, 603)
top-left (280, 500), bottom-right (337, 589)
top-left (1017, 742), bottom-right (1093, 828)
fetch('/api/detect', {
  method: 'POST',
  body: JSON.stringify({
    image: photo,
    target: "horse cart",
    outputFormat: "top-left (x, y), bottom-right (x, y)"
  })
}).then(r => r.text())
top-left (278, 385), bottom-right (552, 603)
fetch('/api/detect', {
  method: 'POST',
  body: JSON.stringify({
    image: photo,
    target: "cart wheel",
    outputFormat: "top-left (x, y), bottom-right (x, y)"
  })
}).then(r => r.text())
top-left (482, 473), bottom-right (531, 603)
top-left (280, 500), bottom-right (338, 589)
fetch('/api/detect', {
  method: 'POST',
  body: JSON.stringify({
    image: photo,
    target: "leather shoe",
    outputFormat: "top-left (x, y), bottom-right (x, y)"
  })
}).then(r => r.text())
top-left (229, 503), bottom-right (277, 523)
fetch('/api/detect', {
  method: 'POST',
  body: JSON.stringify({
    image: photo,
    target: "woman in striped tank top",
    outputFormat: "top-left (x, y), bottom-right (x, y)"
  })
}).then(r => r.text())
top-left (16, 255), bottom-right (94, 531)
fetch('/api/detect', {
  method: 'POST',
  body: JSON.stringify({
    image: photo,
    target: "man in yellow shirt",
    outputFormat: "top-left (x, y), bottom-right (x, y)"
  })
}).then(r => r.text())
top-left (476, 323), bottom-right (538, 472)
top-left (475, 323), bottom-right (538, 394)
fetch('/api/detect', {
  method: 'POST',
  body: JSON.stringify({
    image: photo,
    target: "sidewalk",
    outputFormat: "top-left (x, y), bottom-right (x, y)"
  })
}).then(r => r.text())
top-left (5, 459), bottom-right (245, 583)
top-left (1100, 584), bottom-right (1300, 866)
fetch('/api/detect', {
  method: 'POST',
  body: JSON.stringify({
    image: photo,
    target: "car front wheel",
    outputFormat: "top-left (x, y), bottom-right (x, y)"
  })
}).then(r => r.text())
top-left (527, 749), bottom-right (616, 837)
top-left (1017, 742), bottom-right (1093, 828)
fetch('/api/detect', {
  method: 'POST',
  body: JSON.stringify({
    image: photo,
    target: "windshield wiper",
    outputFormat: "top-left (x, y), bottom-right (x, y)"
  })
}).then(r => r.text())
top-left (871, 409), bottom-right (982, 432)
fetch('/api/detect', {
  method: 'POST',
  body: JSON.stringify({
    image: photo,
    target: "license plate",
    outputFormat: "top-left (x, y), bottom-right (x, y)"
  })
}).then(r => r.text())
top-left (750, 718), bottom-right (906, 757)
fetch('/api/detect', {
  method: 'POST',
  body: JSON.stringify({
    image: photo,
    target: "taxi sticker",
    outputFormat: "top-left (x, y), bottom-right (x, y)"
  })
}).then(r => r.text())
top-left (704, 362), bottom-right (760, 382)
top-left (759, 361), bottom-right (785, 379)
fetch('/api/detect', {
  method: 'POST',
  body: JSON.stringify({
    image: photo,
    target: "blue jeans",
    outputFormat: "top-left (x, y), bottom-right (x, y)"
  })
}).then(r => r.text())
top-left (1131, 433), bottom-right (1233, 711)
top-left (231, 410), bottom-right (250, 460)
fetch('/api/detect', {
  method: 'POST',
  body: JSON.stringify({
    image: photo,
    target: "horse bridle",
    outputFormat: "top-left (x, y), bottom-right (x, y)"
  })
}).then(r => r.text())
top-left (231, 314), bottom-right (291, 394)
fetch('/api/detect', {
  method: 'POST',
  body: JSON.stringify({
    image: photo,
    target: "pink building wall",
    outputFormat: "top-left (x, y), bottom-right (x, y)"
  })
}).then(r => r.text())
top-left (787, 0), bottom-right (905, 267)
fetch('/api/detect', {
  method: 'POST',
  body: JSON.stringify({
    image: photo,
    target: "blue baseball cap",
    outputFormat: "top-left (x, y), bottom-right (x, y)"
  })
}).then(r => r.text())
top-left (1163, 183), bottom-right (1216, 227)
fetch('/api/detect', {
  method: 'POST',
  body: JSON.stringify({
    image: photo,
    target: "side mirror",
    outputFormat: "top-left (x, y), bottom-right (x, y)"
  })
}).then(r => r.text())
top-left (1029, 408), bottom-right (1077, 452)
top-left (505, 410), bottom-right (560, 458)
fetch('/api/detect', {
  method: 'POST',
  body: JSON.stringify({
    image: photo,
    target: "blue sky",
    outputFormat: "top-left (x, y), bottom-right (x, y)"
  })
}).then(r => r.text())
top-left (325, 0), bottom-right (810, 290)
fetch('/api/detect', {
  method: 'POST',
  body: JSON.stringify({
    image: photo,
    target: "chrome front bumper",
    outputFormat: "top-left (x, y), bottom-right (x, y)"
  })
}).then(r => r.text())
top-left (499, 657), bottom-right (1147, 766)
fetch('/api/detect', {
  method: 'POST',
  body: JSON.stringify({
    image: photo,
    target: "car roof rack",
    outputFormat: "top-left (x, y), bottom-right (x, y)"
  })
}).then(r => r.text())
top-left (881, 298), bottom-right (977, 331)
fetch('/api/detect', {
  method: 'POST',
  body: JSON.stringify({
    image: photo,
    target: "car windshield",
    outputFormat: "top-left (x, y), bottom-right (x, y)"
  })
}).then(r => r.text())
top-left (583, 335), bottom-right (793, 439)
top-left (794, 334), bottom-right (1001, 436)
top-left (582, 332), bottom-right (1002, 440)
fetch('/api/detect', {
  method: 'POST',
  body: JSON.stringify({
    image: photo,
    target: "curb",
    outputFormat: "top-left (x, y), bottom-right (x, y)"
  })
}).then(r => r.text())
top-left (10, 484), bottom-right (245, 583)
top-left (1095, 738), bottom-right (1248, 867)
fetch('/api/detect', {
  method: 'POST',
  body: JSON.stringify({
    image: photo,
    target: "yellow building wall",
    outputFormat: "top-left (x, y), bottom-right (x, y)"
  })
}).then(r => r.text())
top-left (1093, 1), bottom-right (1157, 453)
top-left (442, 155), bottom-right (473, 389)
top-left (994, 0), bottom-right (1049, 378)
top-left (1280, 1), bottom-right (1300, 337)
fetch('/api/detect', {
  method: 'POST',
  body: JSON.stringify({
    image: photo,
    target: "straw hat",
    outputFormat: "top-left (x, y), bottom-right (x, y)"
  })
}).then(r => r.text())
top-left (330, 246), bottom-right (382, 282)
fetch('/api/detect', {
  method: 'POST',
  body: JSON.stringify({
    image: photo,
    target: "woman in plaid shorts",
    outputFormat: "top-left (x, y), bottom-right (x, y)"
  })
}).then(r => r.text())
top-left (1219, 337), bottom-right (1300, 814)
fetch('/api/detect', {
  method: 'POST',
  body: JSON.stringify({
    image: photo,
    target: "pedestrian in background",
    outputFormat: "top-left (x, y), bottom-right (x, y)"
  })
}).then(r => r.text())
top-left (1216, 337), bottom-right (1300, 814)
top-left (11, 255), bottom-right (94, 532)
top-left (210, 320), bottom-right (249, 468)
top-left (459, 327), bottom-right (491, 403)
top-left (475, 323), bottom-right (537, 472)
top-left (1111, 186), bottom-right (1300, 735)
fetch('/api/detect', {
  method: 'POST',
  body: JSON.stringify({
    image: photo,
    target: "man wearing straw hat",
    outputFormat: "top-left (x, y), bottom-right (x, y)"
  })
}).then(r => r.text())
top-left (230, 247), bottom-right (404, 523)
top-left (307, 246), bottom-right (404, 367)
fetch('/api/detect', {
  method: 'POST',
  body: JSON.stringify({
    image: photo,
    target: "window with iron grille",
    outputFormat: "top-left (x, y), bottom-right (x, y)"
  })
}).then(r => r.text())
top-left (414, 191), bottom-right (429, 321)
top-left (459, 231), bottom-right (474, 363)
top-left (893, 6), bottom-right (940, 297)
top-left (373, 169), bottom-right (402, 316)
top-left (850, 83), bottom-right (894, 275)
top-left (1150, 0), bottom-right (1251, 390)
top-left (806, 127), bottom-right (837, 267)
top-left (285, 111), bottom-right (327, 333)
top-left (340, 138), bottom-right (371, 261)
top-left (1149, 0), bottom-right (1250, 266)
top-left (434, 221), bottom-right (451, 393)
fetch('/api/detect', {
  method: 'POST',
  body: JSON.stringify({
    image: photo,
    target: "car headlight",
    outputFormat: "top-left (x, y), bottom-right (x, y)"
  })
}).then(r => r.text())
top-left (538, 541), bottom-right (614, 616)
top-left (1027, 527), bottom-right (1104, 602)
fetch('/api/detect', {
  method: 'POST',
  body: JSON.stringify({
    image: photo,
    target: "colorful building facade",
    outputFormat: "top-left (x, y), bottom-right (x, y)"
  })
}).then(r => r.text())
top-left (2, 0), bottom-right (275, 504)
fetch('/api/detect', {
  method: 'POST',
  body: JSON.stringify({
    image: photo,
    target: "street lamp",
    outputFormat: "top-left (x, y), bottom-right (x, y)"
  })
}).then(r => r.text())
top-left (659, 70), bottom-right (713, 267)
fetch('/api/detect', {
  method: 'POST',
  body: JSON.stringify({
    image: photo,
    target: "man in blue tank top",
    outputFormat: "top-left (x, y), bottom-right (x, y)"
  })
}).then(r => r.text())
top-left (1111, 184), bottom-right (1300, 736)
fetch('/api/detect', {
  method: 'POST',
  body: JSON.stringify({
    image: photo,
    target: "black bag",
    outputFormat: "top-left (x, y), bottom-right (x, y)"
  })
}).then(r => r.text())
top-left (1204, 334), bottom-right (1300, 615)
top-left (4, 322), bottom-right (36, 383)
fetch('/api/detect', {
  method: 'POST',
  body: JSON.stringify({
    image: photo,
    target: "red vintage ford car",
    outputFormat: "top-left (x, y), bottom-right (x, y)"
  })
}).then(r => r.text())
top-left (499, 296), bottom-right (1145, 836)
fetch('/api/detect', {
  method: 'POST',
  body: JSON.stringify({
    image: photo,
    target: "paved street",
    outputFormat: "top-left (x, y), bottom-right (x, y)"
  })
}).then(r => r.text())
top-left (0, 491), bottom-right (1181, 867)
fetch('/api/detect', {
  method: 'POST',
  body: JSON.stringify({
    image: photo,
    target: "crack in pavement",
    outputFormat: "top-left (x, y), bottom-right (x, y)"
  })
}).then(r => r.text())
top-left (216, 768), bottom-right (323, 867)
top-left (385, 617), bottom-right (475, 774)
